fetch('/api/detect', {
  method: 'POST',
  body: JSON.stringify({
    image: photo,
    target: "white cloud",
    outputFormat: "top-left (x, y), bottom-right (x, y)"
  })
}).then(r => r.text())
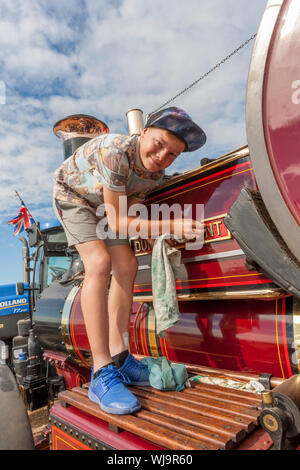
top-left (0, 0), bottom-right (267, 227)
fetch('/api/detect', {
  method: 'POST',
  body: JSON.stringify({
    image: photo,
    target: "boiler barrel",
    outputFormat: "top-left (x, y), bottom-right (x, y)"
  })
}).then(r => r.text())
top-left (42, 281), bottom-right (300, 379)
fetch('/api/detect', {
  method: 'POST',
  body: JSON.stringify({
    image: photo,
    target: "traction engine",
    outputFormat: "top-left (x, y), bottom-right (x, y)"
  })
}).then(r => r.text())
top-left (1, 0), bottom-right (300, 451)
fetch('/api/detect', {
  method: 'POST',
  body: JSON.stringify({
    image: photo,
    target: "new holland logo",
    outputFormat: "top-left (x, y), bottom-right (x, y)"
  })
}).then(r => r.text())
top-left (0, 298), bottom-right (27, 309)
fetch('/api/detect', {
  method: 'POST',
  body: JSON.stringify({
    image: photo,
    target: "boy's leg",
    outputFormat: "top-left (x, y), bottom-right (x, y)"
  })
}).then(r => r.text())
top-left (54, 200), bottom-right (142, 412)
top-left (76, 239), bottom-right (141, 414)
top-left (75, 239), bottom-right (113, 372)
top-left (106, 244), bottom-right (138, 357)
top-left (107, 244), bottom-right (150, 386)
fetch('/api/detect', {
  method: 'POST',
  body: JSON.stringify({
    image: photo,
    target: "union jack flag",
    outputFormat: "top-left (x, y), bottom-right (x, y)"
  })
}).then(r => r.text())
top-left (7, 199), bottom-right (35, 236)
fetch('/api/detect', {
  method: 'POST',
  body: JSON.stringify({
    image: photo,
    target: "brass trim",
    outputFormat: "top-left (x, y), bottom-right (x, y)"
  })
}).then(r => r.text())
top-left (136, 248), bottom-right (244, 264)
top-left (133, 288), bottom-right (286, 302)
top-left (134, 246), bottom-right (243, 261)
top-left (262, 391), bottom-right (273, 405)
top-left (181, 249), bottom-right (244, 264)
top-left (150, 167), bottom-right (253, 206)
top-left (154, 145), bottom-right (249, 192)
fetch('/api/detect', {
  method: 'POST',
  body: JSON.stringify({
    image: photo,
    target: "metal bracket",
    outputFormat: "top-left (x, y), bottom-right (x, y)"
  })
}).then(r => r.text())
top-left (259, 373), bottom-right (273, 389)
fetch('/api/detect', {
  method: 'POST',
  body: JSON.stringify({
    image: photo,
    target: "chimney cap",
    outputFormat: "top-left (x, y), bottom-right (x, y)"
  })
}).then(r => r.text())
top-left (53, 114), bottom-right (109, 141)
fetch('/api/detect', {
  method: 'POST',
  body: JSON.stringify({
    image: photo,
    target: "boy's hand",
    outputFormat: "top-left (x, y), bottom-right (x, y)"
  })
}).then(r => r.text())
top-left (172, 218), bottom-right (203, 240)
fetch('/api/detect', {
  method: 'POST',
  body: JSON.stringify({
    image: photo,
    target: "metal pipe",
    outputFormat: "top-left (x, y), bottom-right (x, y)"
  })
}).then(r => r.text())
top-left (18, 236), bottom-right (30, 283)
top-left (126, 109), bottom-right (144, 136)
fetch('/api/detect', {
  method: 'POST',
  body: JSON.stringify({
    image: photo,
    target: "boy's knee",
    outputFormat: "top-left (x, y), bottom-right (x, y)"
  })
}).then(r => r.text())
top-left (86, 253), bottom-right (111, 278)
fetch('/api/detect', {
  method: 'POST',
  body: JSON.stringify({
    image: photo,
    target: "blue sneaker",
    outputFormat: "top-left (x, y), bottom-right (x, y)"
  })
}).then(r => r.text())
top-left (88, 364), bottom-right (141, 414)
top-left (119, 353), bottom-right (150, 386)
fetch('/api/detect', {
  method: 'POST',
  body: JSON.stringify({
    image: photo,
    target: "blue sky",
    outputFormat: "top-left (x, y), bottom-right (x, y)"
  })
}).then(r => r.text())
top-left (0, 0), bottom-right (267, 284)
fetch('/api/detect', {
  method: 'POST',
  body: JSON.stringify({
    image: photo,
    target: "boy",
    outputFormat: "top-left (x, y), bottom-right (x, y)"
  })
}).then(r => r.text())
top-left (53, 106), bottom-right (206, 414)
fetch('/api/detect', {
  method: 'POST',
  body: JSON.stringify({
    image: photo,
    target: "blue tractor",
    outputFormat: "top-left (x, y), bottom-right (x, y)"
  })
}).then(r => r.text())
top-left (0, 282), bottom-right (30, 346)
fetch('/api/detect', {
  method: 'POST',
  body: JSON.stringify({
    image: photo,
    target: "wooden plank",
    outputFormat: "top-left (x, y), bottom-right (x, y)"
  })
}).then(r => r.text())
top-left (70, 358), bottom-right (269, 450)
top-left (60, 373), bottom-right (263, 450)
top-left (75, 385), bottom-right (247, 443)
top-left (137, 396), bottom-right (246, 444)
top-left (184, 387), bottom-right (261, 410)
top-left (74, 386), bottom-right (236, 450)
top-left (131, 407), bottom-right (235, 450)
top-left (131, 387), bottom-right (257, 432)
top-left (136, 385), bottom-right (261, 418)
top-left (58, 389), bottom-right (218, 450)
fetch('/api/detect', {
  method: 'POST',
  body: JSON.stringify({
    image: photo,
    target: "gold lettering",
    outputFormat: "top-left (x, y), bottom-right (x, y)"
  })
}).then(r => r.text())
top-left (213, 220), bottom-right (222, 236)
top-left (141, 239), bottom-right (148, 251)
top-left (205, 223), bottom-right (214, 238)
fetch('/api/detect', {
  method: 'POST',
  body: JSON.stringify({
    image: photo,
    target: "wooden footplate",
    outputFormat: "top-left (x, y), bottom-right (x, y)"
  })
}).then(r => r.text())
top-left (57, 367), bottom-right (270, 450)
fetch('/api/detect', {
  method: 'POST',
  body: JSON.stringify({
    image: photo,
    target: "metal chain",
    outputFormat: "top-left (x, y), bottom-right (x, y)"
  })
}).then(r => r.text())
top-left (147, 33), bottom-right (257, 119)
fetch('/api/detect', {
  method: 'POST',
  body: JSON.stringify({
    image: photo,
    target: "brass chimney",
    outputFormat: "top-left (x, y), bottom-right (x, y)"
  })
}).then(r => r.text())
top-left (53, 114), bottom-right (109, 160)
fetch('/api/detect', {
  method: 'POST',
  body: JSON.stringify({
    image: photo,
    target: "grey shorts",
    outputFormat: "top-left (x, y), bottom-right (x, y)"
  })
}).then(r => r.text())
top-left (53, 199), bottom-right (129, 248)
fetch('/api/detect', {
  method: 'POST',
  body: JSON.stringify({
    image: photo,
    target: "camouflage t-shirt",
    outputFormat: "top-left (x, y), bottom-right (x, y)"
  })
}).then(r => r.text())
top-left (53, 134), bottom-right (164, 208)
